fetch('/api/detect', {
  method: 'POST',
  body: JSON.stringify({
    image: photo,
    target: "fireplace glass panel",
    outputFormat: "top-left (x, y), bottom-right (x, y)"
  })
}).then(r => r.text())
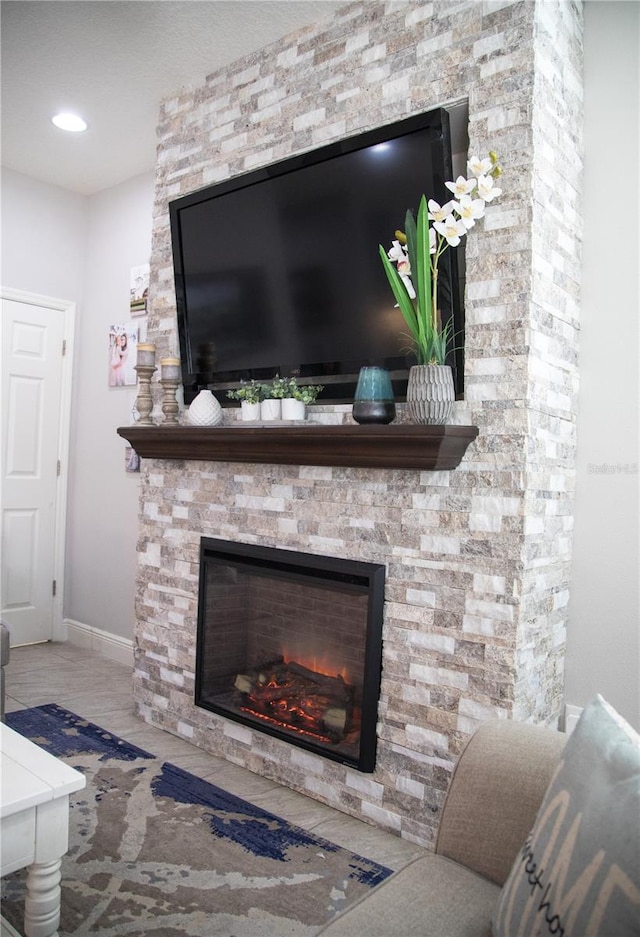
top-left (195, 538), bottom-right (385, 772)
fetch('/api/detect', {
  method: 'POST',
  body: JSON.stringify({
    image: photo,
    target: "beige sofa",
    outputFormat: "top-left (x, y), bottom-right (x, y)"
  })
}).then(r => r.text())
top-left (318, 719), bottom-right (566, 937)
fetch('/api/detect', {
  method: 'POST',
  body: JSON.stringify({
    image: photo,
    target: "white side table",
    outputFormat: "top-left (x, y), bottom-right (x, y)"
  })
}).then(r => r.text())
top-left (1, 723), bottom-right (86, 937)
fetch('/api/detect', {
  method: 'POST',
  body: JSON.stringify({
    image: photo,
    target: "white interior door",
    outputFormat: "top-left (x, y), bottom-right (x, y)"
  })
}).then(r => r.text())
top-left (1, 291), bottom-right (74, 646)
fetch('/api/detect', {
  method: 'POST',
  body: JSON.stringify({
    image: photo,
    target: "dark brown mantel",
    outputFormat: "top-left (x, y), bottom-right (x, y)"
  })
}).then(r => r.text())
top-left (117, 423), bottom-right (478, 471)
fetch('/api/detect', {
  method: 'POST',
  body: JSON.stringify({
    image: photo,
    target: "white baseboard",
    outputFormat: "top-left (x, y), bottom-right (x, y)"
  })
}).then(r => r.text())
top-left (63, 619), bottom-right (134, 667)
top-left (563, 703), bottom-right (583, 735)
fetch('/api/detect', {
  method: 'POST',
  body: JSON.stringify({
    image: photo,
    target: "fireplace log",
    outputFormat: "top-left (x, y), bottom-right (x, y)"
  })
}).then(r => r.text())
top-left (235, 657), bottom-right (285, 693)
top-left (244, 678), bottom-right (348, 709)
top-left (324, 707), bottom-right (347, 733)
top-left (287, 660), bottom-right (350, 690)
top-left (234, 674), bottom-right (253, 694)
top-left (233, 659), bottom-right (353, 740)
top-left (249, 680), bottom-right (310, 703)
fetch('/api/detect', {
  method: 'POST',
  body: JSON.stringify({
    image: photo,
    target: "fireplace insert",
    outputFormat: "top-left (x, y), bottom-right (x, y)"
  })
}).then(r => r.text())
top-left (195, 538), bottom-right (385, 772)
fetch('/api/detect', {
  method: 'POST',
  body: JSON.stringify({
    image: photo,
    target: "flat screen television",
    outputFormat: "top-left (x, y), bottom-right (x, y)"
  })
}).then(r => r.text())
top-left (169, 106), bottom-right (463, 406)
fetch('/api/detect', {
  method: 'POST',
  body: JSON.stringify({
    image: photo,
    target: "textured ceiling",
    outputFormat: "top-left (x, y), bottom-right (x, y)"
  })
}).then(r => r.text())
top-left (0, 1), bottom-right (342, 195)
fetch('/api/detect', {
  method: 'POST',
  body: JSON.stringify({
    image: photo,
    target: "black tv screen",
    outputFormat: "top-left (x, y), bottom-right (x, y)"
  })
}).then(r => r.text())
top-left (169, 107), bottom-right (462, 405)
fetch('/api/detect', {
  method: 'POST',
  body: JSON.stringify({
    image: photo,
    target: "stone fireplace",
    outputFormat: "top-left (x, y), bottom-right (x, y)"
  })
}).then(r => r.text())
top-left (131, 1), bottom-right (583, 847)
top-left (194, 537), bottom-right (385, 772)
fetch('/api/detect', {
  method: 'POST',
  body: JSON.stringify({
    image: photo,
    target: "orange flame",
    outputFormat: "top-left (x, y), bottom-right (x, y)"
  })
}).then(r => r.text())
top-left (280, 646), bottom-right (350, 683)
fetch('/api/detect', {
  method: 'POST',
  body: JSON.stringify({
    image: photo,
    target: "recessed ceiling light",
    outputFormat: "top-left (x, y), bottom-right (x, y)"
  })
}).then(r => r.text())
top-left (52, 113), bottom-right (87, 133)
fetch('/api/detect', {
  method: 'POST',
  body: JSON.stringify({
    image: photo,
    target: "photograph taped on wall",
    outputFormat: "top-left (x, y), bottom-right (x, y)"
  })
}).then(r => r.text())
top-left (130, 264), bottom-right (149, 316)
top-left (109, 321), bottom-right (138, 387)
top-left (125, 447), bottom-right (140, 473)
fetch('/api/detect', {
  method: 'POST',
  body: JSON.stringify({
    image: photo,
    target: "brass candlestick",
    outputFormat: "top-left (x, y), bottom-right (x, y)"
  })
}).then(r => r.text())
top-left (134, 364), bottom-right (156, 425)
top-left (160, 357), bottom-right (181, 425)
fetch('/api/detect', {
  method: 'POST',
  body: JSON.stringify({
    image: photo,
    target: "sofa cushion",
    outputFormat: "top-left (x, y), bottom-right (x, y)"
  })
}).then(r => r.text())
top-left (493, 695), bottom-right (640, 936)
top-left (436, 719), bottom-right (565, 886)
top-left (317, 852), bottom-right (499, 937)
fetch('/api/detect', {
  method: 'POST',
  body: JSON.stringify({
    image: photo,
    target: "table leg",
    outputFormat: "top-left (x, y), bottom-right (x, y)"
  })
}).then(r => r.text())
top-left (23, 858), bottom-right (62, 937)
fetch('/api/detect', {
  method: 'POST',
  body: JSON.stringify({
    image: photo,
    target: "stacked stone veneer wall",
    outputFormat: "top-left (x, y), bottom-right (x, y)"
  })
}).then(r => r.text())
top-left (136, 0), bottom-right (583, 846)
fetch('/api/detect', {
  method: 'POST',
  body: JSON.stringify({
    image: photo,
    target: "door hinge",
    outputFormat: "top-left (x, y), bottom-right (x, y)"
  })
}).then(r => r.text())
top-left (57, 459), bottom-right (61, 476)
top-left (52, 580), bottom-right (57, 596)
top-left (62, 339), bottom-right (67, 356)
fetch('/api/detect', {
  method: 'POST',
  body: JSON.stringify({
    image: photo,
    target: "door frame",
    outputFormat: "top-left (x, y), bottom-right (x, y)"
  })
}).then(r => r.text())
top-left (1, 287), bottom-right (76, 643)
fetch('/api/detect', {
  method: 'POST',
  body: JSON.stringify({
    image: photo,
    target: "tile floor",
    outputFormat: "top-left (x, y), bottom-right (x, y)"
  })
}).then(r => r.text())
top-left (4, 642), bottom-right (425, 872)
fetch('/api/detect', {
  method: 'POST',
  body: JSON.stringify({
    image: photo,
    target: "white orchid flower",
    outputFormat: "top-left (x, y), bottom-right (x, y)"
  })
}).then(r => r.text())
top-left (454, 195), bottom-right (486, 229)
top-left (387, 239), bottom-right (407, 264)
top-left (429, 226), bottom-right (437, 255)
top-left (399, 271), bottom-right (416, 298)
top-left (427, 198), bottom-right (456, 223)
top-left (433, 214), bottom-right (467, 247)
top-left (391, 244), bottom-right (412, 279)
top-left (476, 174), bottom-right (502, 202)
top-left (445, 175), bottom-right (477, 198)
top-left (387, 240), bottom-right (416, 298)
top-left (467, 155), bottom-right (492, 177)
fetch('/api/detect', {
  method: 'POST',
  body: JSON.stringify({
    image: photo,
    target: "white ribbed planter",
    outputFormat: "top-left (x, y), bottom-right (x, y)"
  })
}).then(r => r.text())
top-left (406, 365), bottom-right (454, 425)
top-left (281, 398), bottom-right (306, 421)
top-left (260, 399), bottom-right (281, 421)
top-left (240, 401), bottom-right (261, 421)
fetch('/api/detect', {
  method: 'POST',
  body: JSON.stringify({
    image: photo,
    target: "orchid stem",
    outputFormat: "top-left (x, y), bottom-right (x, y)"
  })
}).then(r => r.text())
top-left (432, 270), bottom-right (438, 334)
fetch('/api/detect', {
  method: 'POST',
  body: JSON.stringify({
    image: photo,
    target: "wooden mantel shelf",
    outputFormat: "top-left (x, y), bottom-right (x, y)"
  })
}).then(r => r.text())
top-left (117, 423), bottom-right (478, 471)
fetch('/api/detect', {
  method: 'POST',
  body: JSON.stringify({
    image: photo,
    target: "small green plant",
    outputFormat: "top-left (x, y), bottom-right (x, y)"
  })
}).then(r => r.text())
top-left (257, 375), bottom-right (324, 405)
top-left (267, 375), bottom-right (290, 399)
top-left (291, 382), bottom-right (324, 405)
top-left (226, 379), bottom-right (265, 405)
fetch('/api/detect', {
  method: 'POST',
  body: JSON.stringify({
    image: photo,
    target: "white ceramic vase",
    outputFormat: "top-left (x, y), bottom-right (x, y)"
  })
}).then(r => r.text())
top-left (260, 399), bottom-right (281, 421)
top-left (187, 389), bottom-right (222, 426)
top-left (406, 365), bottom-right (454, 425)
top-left (281, 398), bottom-right (306, 421)
top-left (240, 401), bottom-right (261, 421)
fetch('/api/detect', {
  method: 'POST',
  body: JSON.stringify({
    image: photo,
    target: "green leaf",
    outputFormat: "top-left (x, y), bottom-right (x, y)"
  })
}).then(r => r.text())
top-left (378, 245), bottom-right (420, 346)
top-left (415, 196), bottom-right (432, 334)
top-left (402, 208), bottom-right (428, 355)
top-left (404, 209), bottom-right (418, 284)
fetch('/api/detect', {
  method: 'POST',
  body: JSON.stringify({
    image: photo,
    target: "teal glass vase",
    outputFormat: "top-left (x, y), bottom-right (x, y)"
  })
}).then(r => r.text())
top-left (352, 367), bottom-right (396, 424)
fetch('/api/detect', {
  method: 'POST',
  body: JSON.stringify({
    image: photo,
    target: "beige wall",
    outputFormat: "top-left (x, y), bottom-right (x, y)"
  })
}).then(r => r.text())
top-left (1, 167), bottom-right (155, 642)
top-left (1, 167), bottom-right (87, 299)
top-left (65, 172), bottom-right (156, 639)
top-left (566, 1), bottom-right (639, 728)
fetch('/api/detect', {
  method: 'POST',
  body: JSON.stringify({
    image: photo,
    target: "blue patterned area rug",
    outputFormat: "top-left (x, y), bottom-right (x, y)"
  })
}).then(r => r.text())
top-left (2, 704), bottom-right (391, 937)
